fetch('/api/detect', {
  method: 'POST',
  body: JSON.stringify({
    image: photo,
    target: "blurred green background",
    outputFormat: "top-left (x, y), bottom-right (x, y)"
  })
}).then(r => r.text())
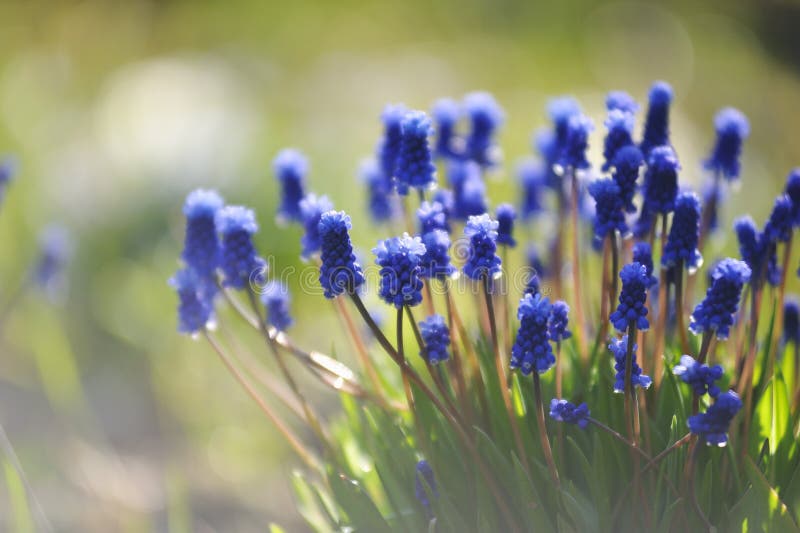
top-left (0, 0), bottom-right (799, 530)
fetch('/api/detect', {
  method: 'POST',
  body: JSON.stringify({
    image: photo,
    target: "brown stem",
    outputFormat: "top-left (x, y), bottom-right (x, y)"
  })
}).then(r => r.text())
top-left (247, 291), bottom-right (331, 454)
top-left (484, 277), bottom-right (530, 474)
top-left (570, 169), bottom-right (588, 360)
top-left (333, 296), bottom-right (386, 400)
top-left (203, 332), bottom-right (320, 470)
top-left (442, 280), bottom-right (472, 422)
top-left (349, 292), bottom-right (524, 533)
top-left (674, 262), bottom-right (690, 355)
top-left (532, 372), bottom-right (560, 486)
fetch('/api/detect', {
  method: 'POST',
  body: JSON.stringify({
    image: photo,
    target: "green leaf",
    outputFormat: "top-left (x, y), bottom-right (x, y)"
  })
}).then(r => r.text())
top-left (727, 458), bottom-right (800, 532)
top-left (328, 469), bottom-right (392, 531)
top-left (4, 461), bottom-right (34, 533)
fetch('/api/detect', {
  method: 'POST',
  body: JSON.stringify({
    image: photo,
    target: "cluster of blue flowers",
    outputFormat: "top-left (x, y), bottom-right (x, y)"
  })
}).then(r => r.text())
top-left (171, 81), bottom-right (800, 518)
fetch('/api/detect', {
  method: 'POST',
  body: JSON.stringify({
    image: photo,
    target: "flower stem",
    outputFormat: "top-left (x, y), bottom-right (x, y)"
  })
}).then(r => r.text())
top-left (624, 324), bottom-right (639, 444)
top-left (247, 291), bottom-right (332, 455)
top-left (532, 371), bottom-right (560, 486)
top-left (674, 262), bottom-right (690, 355)
top-left (653, 214), bottom-right (669, 390)
top-left (203, 331), bottom-right (320, 471)
top-left (570, 169), bottom-right (588, 360)
top-left (349, 292), bottom-right (524, 533)
top-left (484, 277), bottom-right (530, 474)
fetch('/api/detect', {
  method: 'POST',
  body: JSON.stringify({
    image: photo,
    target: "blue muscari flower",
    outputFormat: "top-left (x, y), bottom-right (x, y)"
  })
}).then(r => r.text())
top-left (609, 335), bottom-right (652, 393)
top-left (433, 188), bottom-right (454, 218)
top-left (606, 91), bottom-right (639, 114)
top-left (495, 203), bottom-right (517, 247)
top-left (217, 206), bottom-right (266, 290)
top-left (525, 273), bottom-right (541, 296)
top-left (517, 157), bottom-right (546, 220)
top-left (299, 194), bottom-right (334, 260)
top-left (417, 201), bottom-right (450, 234)
top-left (0, 158), bottom-right (16, 205)
top-left (690, 258), bottom-right (751, 339)
top-left (414, 460), bottom-right (439, 513)
top-left (171, 268), bottom-right (214, 334)
top-left (261, 281), bottom-right (293, 332)
top-left (548, 300), bottom-right (571, 343)
top-left (181, 189), bottom-right (224, 278)
top-left (462, 214), bottom-right (502, 281)
top-left (273, 148), bottom-right (309, 224)
top-left (318, 211), bottom-right (366, 299)
top-left (785, 168), bottom-right (800, 225)
top-left (632, 242), bottom-right (658, 289)
top-left (662, 191), bottom-right (702, 271)
top-left (688, 390), bottom-right (742, 446)
top-left (642, 145), bottom-right (680, 214)
top-left (704, 108), bottom-right (749, 181)
top-left (420, 229), bottom-right (455, 280)
top-left (378, 103), bottom-right (407, 183)
top-left (734, 217), bottom-right (781, 288)
top-left (419, 314), bottom-right (451, 364)
top-left (784, 298), bottom-right (800, 345)
top-left (610, 262), bottom-right (650, 332)
top-left (602, 109), bottom-right (635, 171)
top-left (373, 233), bottom-right (426, 308)
top-left (33, 225), bottom-right (72, 295)
top-left (764, 194), bottom-right (794, 244)
top-left (464, 92), bottom-right (504, 166)
top-left (674, 354), bottom-right (724, 398)
top-left (448, 161), bottom-right (487, 220)
top-left (588, 178), bottom-right (627, 250)
top-left (558, 113), bottom-right (593, 171)
top-left (612, 145), bottom-right (643, 213)
top-left (359, 158), bottom-right (395, 223)
top-left (548, 96), bottom-right (581, 152)
top-left (432, 98), bottom-right (461, 159)
top-left (549, 399), bottom-right (590, 429)
top-left (527, 244), bottom-right (548, 279)
top-left (534, 128), bottom-right (561, 191)
top-left (702, 178), bottom-right (723, 233)
top-left (396, 110), bottom-right (437, 194)
top-left (640, 81), bottom-right (673, 158)
top-left (511, 293), bottom-right (554, 375)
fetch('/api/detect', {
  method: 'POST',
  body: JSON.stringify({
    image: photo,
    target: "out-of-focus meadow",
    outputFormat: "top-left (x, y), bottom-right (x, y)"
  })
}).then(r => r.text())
top-left (0, 0), bottom-right (799, 530)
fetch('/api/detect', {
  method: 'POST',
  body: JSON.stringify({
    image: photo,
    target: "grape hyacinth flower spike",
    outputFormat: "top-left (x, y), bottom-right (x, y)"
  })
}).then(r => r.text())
top-left (611, 145), bottom-right (643, 213)
top-left (431, 98), bottom-right (461, 160)
top-left (690, 258), bottom-right (751, 340)
top-left (549, 399), bottom-right (590, 429)
top-left (495, 203), bottom-right (517, 247)
top-left (378, 103), bottom-right (407, 188)
top-left (588, 178), bottom-right (627, 250)
top-left (395, 110), bottom-right (437, 194)
top-left (602, 108), bottom-right (635, 172)
top-left (373, 233), bottom-right (426, 308)
top-left (606, 91), bottom-right (639, 114)
top-left (637, 145), bottom-right (680, 237)
top-left (687, 390), bottom-right (742, 446)
top-left (662, 191), bottom-right (703, 272)
top-left (462, 214), bottom-right (502, 281)
top-left (785, 168), bottom-right (800, 225)
top-left (171, 268), bottom-right (215, 335)
top-left (609, 335), bottom-right (652, 393)
top-left (318, 211), bottom-right (366, 299)
top-left (610, 262), bottom-right (651, 333)
top-left (417, 201), bottom-right (450, 234)
top-left (784, 298), bottom-right (800, 347)
top-left (419, 229), bottom-right (456, 280)
top-left (415, 460), bottom-right (439, 518)
top-left (558, 113), bottom-right (593, 172)
top-left (261, 281), bottom-right (293, 332)
top-left (511, 293), bottom-right (554, 375)
top-left (419, 314), bottom-right (451, 364)
top-left (704, 107), bottom-right (749, 182)
top-left (463, 91), bottom-right (504, 167)
top-left (181, 189), bottom-right (223, 280)
top-left (763, 194), bottom-right (794, 245)
top-left (448, 160), bottom-right (487, 220)
top-left (673, 355), bottom-right (723, 398)
top-left (217, 206), bottom-right (266, 290)
top-left (299, 194), bottom-right (334, 260)
top-left (517, 157), bottom-right (546, 220)
top-left (359, 158), bottom-right (395, 223)
top-left (274, 148), bottom-right (309, 224)
top-left (549, 300), bottom-right (571, 343)
top-left (632, 242), bottom-right (658, 289)
top-left (640, 80), bottom-right (673, 158)
top-left (33, 225), bottom-right (73, 299)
